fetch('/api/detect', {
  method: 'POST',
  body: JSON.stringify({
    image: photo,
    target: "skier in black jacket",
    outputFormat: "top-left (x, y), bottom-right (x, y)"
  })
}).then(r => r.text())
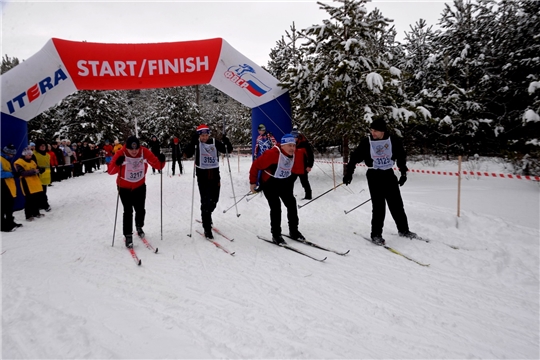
top-left (183, 124), bottom-right (233, 239)
top-left (343, 118), bottom-right (417, 245)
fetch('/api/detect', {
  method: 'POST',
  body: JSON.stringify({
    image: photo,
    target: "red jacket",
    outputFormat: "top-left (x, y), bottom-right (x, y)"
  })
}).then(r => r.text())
top-left (108, 146), bottom-right (164, 190)
top-left (249, 146), bottom-right (299, 185)
top-left (48, 151), bottom-right (58, 167)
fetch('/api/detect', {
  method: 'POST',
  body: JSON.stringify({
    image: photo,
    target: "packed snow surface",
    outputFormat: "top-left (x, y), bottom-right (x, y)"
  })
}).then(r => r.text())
top-left (2, 156), bottom-right (539, 359)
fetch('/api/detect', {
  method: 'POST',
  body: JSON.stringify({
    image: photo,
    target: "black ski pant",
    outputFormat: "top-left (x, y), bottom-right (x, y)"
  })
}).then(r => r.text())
top-left (292, 173), bottom-right (312, 198)
top-left (262, 176), bottom-right (299, 238)
top-left (366, 168), bottom-right (409, 237)
top-left (40, 185), bottom-right (50, 210)
top-left (172, 157), bottom-right (183, 175)
top-left (197, 177), bottom-right (220, 230)
top-left (1, 181), bottom-right (16, 231)
top-left (118, 184), bottom-right (146, 237)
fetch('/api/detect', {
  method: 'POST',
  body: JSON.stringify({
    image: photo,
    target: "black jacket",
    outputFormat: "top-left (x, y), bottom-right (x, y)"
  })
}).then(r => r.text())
top-left (183, 136), bottom-right (233, 181)
top-left (346, 134), bottom-right (408, 177)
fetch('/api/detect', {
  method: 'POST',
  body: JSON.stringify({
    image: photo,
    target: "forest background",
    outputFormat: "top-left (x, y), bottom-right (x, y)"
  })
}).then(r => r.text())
top-left (2, 0), bottom-right (539, 175)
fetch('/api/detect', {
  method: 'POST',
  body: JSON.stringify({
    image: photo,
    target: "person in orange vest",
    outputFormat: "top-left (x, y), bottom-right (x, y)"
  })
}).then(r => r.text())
top-left (14, 147), bottom-right (45, 221)
top-left (1, 144), bottom-right (22, 231)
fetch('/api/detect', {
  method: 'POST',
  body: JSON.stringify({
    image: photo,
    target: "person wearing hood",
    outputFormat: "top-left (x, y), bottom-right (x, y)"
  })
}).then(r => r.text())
top-left (108, 135), bottom-right (166, 248)
top-left (343, 118), bottom-right (417, 245)
top-left (14, 147), bottom-right (45, 221)
top-left (249, 133), bottom-right (306, 245)
top-left (1, 144), bottom-right (22, 231)
top-left (32, 139), bottom-right (52, 212)
top-left (183, 124), bottom-right (233, 239)
top-left (148, 135), bottom-right (162, 175)
top-left (170, 136), bottom-right (183, 176)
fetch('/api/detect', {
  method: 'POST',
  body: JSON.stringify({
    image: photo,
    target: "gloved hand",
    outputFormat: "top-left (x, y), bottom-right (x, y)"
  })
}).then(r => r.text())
top-left (343, 172), bottom-right (353, 186)
top-left (398, 174), bottom-right (407, 187)
top-left (158, 154), bottom-right (166, 163)
top-left (115, 155), bottom-right (125, 166)
top-left (39, 167), bottom-right (46, 174)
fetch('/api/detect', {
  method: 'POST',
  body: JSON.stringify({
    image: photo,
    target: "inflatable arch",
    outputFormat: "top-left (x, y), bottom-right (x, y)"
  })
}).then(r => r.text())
top-left (1, 37), bottom-right (292, 155)
top-left (1, 37), bottom-right (292, 209)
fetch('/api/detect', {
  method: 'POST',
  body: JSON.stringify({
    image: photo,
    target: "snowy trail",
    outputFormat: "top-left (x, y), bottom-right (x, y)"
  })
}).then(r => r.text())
top-left (2, 156), bottom-right (538, 359)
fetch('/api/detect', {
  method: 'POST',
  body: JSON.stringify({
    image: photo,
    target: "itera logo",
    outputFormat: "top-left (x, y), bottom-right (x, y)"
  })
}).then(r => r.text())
top-left (224, 64), bottom-right (271, 97)
top-left (6, 69), bottom-right (69, 114)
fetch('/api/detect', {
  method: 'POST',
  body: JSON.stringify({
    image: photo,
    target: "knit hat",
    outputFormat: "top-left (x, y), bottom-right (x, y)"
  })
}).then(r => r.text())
top-left (126, 135), bottom-right (140, 150)
top-left (281, 134), bottom-right (296, 145)
top-left (29, 142), bottom-right (36, 147)
top-left (2, 144), bottom-right (17, 155)
top-left (370, 119), bottom-right (387, 132)
top-left (196, 124), bottom-right (210, 135)
top-left (173, 137), bottom-right (179, 144)
top-left (22, 147), bottom-right (33, 156)
top-left (258, 124), bottom-right (266, 131)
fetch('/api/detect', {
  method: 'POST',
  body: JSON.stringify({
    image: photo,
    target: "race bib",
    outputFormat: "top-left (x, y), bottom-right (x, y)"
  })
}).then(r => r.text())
top-left (369, 137), bottom-right (394, 170)
top-left (124, 156), bottom-right (145, 182)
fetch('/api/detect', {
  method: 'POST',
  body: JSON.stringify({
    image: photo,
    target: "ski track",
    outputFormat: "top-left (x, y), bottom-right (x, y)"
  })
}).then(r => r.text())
top-left (2, 158), bottom-right (538, 359)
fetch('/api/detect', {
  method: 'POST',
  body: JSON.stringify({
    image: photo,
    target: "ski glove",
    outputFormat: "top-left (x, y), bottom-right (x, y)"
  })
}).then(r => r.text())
top-left (158, 154), bottom-right (166, 163)
top-left (398, 174), bottom-right (407, 187)
top-left (115, 155), bottom-right (125, 166)
top-left (343, 173), bottom-right (353, 186)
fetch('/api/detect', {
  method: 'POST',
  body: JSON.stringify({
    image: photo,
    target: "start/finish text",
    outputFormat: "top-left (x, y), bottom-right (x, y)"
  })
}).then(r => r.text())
top-left (77, 56), bottom-right (210, 77)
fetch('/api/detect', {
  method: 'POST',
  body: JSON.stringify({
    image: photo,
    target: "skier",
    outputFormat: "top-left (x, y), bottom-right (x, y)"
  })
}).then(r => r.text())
top-left (249, 133), bottom-right (306, 245)
top-left (108, 135), bottom-right (166, 248)
top-left (253, 123), bottom-right (277, 190)
top-left (183, 124), bottom-right (233, 239)
top-left (342, 118), bottom-right (417, 245)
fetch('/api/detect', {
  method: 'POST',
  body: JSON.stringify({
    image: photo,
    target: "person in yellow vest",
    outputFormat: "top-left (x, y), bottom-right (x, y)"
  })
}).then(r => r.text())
top-left (33, 139), bottom-right (52, 212)
top-left (112, 139), bottom-right (123, 154)
top-left (14, 147), bottom-right (45, 221)
top-left (1, 144), bottom-right (22, 232)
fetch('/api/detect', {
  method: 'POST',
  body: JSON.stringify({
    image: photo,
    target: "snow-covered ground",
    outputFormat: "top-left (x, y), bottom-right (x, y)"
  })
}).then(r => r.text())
top-left (2, 155), bottom-right (539, 359)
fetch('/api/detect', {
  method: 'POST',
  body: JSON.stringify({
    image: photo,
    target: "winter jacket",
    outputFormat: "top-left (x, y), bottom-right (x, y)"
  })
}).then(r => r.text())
top-left (48, 151), bottom-right (58, 167)
top-left (254, 132), bottom-right (277, 159)
top-left (345, 134), bottom-right (408, 177)
top-left (108, 145), bottom-right (165, 190)
top-left (148, 137), bottom-right (161, 156)
top-left (14, 158), bottom-right (43, 195)
top-left (249, 146), bottom-right (300, 185)
top-left (1, 154), bottom-right (17, 197)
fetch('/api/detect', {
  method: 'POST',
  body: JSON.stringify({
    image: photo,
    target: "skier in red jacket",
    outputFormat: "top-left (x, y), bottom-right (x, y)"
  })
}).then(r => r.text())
top-left (249, 133), bottom-right (306, 245)
top-left (108, 135), bottom-right (166, 248)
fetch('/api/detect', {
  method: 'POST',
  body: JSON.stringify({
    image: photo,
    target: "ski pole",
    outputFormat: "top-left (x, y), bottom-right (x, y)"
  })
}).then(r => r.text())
top-left (187, 159), bottom-right (196, 237)
top-left (223, 192), bottom-right (253, 213)
top-left (223, 120), bottom-right (240, 217)
top-left (112, 190), bottom-right (120, 247)
top-left (160, 167), bottom-right (163, 240)
top-left (298, 183), bottom-right (343, 209)
top-left (344, 198), bottom-right (371, 214)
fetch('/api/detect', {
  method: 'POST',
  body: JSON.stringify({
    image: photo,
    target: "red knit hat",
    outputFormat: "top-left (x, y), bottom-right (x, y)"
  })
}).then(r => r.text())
top-left (196, 124), bottom-right (210, 135)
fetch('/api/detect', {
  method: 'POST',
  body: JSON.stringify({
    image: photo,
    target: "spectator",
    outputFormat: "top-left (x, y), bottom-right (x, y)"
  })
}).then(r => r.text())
top-left (1, 144), bottom-right (22, 232)
top-left (33, 139), bottom-right (52, 211)
top-left (14, 147), bottom-right (44, 221)
top-left (170, 136), bottom-right (183, 175)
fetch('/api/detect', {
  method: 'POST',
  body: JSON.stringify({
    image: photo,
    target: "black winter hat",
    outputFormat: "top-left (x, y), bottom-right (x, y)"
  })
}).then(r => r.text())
top-left (2, 144), bottom-right (17, 155)
top-left (126, 136), bottom-right (140, 150)
top-left (370, 119), bottom-right (387, 132)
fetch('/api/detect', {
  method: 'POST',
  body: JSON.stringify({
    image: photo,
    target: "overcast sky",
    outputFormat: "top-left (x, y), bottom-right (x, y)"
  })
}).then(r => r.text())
top-left (1, 0), bottom-right (450, 67)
